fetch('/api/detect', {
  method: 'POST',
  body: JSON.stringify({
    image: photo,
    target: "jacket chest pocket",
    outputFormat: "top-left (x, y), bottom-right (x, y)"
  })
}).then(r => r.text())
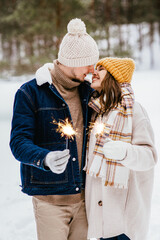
top-left (36, 108), bottom-right (69, 143)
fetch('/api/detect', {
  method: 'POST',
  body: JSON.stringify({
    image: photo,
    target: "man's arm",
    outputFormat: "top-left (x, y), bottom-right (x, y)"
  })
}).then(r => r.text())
top-left (10, 88), bottom-right (50, 170)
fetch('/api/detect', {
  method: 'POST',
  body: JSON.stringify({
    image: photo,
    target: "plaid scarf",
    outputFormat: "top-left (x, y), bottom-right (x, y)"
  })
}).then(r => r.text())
top-left (85, 83), bottom-right (134, 188)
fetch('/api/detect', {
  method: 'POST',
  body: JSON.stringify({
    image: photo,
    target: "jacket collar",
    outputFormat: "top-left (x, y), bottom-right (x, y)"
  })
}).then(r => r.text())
top-left (35, 62), bottom-right (94, 101)
top-left (35, 63), bottom-right (53, 86)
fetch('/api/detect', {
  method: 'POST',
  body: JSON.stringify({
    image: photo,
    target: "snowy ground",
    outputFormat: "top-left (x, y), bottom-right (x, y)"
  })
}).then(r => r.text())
top-left (0, 70), bottom-right (160, 240)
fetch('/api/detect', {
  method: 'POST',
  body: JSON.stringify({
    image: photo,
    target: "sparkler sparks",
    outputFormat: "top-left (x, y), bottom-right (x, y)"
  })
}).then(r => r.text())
top-left (89, 118), bottom-right (105, 138)
top-left (52, 118), bottom-right (77, 148)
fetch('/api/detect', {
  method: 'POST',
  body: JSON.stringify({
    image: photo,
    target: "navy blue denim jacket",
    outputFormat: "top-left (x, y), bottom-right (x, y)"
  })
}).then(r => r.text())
top-left (10, 79), bottom-right (93, 196)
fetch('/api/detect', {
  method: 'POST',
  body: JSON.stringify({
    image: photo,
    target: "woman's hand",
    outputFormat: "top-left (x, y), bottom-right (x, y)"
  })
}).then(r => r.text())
top-left (103, 139), bottom-right (128, 160)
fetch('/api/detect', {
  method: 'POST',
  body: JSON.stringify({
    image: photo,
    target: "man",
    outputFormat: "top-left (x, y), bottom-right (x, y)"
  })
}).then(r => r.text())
top-left (10, 18), bottom-right (99, 240)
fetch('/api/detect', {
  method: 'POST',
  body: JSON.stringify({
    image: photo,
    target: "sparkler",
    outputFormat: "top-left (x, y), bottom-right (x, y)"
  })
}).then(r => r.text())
top-left (52, 118), bottom-right (77, 149)
top-left (89, 117), bottom-right (105, 138)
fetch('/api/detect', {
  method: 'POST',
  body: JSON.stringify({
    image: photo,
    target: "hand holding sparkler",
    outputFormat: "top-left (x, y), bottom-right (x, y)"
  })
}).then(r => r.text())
top-left (44, 149), bottom-right (70, 174)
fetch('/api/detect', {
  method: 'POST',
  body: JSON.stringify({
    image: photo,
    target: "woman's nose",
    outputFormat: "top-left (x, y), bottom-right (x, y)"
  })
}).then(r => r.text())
top-left (93, 69), bottom-right (98, 76)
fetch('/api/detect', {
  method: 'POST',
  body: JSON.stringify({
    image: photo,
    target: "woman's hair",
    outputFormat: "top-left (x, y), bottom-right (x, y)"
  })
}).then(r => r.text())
top-left (99, 71), bottom-right (122, 114)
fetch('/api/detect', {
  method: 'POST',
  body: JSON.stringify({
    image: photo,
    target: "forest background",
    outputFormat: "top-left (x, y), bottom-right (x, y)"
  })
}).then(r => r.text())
top-left (0, 0), bottom-right (160, 79)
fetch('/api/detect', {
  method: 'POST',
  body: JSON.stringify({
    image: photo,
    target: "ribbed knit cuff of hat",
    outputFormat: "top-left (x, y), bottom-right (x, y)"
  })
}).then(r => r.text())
top-left (58, 54), bottom-right (99, 68)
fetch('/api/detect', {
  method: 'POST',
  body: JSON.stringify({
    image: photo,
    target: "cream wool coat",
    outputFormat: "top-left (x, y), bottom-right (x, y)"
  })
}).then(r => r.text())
top-left (85, 102), bottom-right (157, 240)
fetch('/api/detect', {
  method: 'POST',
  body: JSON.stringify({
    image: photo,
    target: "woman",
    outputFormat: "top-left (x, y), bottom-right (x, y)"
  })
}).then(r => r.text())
top-left (84, 57), bottom-right (157, 240)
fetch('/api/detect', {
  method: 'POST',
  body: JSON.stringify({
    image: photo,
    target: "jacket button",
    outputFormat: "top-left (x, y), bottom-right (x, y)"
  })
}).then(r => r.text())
top-left (37, 160), bottom-right (40, 166)
top-left (72, 157), bottom-right (76, 161)
top-left (75, 187), bottom-right (79, 191)
top-left (98, 200), bottom-right (103, 206)
top-left (62, 103), bottom-right (65, 107)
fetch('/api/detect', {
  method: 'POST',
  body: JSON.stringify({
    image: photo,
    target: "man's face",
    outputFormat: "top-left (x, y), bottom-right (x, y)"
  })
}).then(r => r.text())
top-left (71, 65), bottom-right (94, 82)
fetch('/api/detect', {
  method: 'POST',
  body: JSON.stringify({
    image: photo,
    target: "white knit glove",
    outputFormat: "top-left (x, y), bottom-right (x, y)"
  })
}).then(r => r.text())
top-left (103, 139), bottom-right (128, 160)
top-left (44, 149), bottom-right (70, 174)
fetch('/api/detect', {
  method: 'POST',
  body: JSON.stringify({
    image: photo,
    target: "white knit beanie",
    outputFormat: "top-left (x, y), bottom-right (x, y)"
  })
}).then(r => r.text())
top-left (58, 18), bottom-right (99, 67)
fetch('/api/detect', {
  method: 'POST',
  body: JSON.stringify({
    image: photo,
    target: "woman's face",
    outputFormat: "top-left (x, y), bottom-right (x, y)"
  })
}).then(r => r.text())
top-left (91, 65), bottom-right (107, 92)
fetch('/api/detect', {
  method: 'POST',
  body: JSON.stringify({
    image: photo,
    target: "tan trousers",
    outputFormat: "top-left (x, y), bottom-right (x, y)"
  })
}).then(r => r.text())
top-left (32, 197), bottom-right (88, 240)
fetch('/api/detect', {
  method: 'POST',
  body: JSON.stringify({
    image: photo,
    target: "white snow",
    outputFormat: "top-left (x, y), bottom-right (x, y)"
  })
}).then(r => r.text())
top-left (0, 70), bottom-right (160, 240)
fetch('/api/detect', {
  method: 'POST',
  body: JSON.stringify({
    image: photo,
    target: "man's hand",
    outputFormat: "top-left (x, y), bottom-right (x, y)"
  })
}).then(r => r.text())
top-left (44, 149), bottom-right (70, 174)
top-left (103, 140), bottom-right (128, 160)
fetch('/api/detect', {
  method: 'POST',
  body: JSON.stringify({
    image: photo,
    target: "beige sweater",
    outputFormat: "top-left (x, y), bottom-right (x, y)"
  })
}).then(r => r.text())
top-left (85, 102), bottom-right (157, 240)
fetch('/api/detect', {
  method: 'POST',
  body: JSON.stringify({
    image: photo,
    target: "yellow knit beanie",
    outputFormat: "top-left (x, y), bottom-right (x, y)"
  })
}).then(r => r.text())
top-left (96, 57), bottom-right (135, 83)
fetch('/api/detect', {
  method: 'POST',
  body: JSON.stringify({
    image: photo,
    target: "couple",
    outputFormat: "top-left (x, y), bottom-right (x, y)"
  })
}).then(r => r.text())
top-left (10, 18), bottom-right (157, 240)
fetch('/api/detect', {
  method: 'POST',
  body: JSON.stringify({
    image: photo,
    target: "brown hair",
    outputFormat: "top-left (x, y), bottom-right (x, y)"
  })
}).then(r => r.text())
top-left (99, 71), bottom-right (122, 114)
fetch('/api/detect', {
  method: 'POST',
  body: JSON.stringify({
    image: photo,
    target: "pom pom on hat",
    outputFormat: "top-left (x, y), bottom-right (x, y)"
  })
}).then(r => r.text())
top-left (96, 57), bottom-right (135, 83)
top-left (67, 18), bottom-right (86, 35)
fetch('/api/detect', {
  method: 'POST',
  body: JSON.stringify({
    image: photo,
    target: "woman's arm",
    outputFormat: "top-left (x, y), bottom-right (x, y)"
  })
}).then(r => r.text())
top-left (121, 118), bottom-right (157, 171)
top-left (103, 102), bottom-right (157, 171)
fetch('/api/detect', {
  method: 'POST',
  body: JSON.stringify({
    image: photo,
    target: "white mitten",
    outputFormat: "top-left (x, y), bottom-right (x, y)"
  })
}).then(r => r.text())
top-left (103, 140), bottom-right (128, 160)
top-left (44, 149), bottom-right (70, 174)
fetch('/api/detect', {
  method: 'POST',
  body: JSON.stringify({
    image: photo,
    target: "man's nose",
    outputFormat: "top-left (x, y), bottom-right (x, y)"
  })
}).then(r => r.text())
top-left (88, 65), bottom-right (94, 73)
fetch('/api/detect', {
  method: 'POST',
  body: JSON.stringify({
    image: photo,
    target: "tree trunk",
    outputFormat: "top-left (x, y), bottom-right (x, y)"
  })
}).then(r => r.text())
top-left (104, 0), bottom-right (111, 56)
top-left (106, 24), bottom-right (110, 56)
top-left (1, 36), bottom-right (12, 62)
top-left (25, 37), bottom-right (34, 57)
top-left (149, 22), bottom-right (154, 69)
top-left (127, 0), bottom-right (134, 22)
top-left (55, 0), bottom-right (62, 58)
top-left (138, 23), bottom-right (143, 63)
top-left (118, 24), bottom-right (123, 52)
top-left (159, 22), bottom-right (160, 44)
top-left (90, 0), bottom-right (95, 18)
top-left (15, 38), bottom-right (21, 65)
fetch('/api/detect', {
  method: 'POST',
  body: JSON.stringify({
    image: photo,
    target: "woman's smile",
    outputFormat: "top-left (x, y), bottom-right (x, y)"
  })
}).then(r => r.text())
top-left (92, 76), bottom-right (100, 83)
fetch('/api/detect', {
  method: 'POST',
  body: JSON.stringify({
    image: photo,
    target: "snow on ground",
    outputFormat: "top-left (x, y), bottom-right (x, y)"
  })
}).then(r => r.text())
top-left (0, 70), bottom-right (160, 240)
